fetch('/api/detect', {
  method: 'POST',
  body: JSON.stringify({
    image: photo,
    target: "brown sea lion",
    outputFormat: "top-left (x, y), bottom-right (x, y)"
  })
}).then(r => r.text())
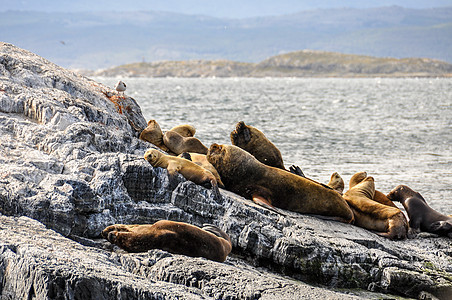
top-left (144, 149), bottom-right (217, 191)
top-left (327, 172), bottom-right (345, 194)
top-left (230, 121), bottom-right (306, 178)
top-left (102, 220), bottom-right (232, 262)
top-left (387, 185), bottom-right (452, 238)
top-left (344, 174), bottom-right (408, 239)
top-left (349, 171), bottom-right (398, 208)
top-left (139, 119), bottom-right (170, 152)
top-left (230, 121), bottom-right (285, 169)
top-left (206, 144), bottom-right (354, 223)
top-left (163, 131), bottom-right (208, 155)
top-left (179, 152), bottom-right (225, 188)
top-left (168, 124), bottom-right (196, 137)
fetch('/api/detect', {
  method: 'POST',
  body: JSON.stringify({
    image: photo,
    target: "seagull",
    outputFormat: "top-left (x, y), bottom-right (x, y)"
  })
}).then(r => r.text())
top-left (114, 80), bottom-right (126, 98)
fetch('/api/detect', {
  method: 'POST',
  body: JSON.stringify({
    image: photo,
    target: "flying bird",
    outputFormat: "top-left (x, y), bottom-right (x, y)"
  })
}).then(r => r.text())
top-left (115, 80), bottom-right (126, 98)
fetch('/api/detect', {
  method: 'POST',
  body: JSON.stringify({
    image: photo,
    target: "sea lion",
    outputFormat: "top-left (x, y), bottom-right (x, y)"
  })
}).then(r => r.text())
top-left (169, 124), bottom-right (196, 137)
top-left (144, 149), bottom-right (218, 191)
top-left (349, 171), bottom-right (398, 208)
top-left (207, 144), bottom-right (354, 223)
top-left (387, 185), bottom-right (452, 238)
top-left (230, 121), bottom-right (285, 169)
top-left (163, 130), bottom-right (208, 155)
top-left (344, 174), bottom-right (408, 239)
top-left (327, 172), bottom-right (344, 194)
top-left (179, 152), bottom-right (225, 188)
top-left (102, 220), bottom-right (232, 262)
top-left (139, 119), bottom-right (170, 152)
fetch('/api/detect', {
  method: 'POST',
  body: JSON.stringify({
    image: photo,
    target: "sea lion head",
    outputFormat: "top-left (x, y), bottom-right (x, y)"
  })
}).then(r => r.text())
top-left (140, 119), bottom-right (163, 143)
top-left (169, 124), bottom-right (196, 137)
top-left (230, 121), bottom-right (252, 146)
top-left (144, 148), bottom-right (164, 166)
top-left (328, 172), bottom-right (345, 194)
top-left (207, 144), bottom-right (257, 180)
top-left (206, 144), bottom-right (227, 167)
top-left (348, 175), bottom-right (375, 199)
top-left (387, 185), bottom-right (423, 204)
top-left (349, 171), bottom-right (367, 188)
top-left (147, 119), bottom-right (158, 126)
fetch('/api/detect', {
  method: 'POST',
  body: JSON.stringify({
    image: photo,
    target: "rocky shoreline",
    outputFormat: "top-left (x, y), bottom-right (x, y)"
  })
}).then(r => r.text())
top-left (1, 42), bottom-right (451, 299)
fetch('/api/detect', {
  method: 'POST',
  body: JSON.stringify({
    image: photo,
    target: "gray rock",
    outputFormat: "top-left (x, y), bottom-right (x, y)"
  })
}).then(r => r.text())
top-left (0, 216), bottom-right (204, 300)
top-left (0, 215), bottom-right (376, 300)
top-left (0, 42), bottom-right (451, 299)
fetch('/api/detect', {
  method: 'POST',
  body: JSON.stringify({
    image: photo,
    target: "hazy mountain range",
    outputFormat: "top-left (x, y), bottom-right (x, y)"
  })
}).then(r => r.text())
top-left (2, 0), bottom-right (451, 18)
top-left (1, 6), bottom-right (451, 69)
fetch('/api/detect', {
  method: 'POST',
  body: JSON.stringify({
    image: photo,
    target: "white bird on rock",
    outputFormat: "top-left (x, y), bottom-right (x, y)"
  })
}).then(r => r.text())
top-left (114, 80), bottom-right (126, 98)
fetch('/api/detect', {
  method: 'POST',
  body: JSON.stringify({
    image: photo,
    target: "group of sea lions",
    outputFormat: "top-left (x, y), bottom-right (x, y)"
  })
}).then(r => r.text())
top-left (139, 120), bottom-right (208, 155)
top-left (102, 119), bottom-right (452, 263)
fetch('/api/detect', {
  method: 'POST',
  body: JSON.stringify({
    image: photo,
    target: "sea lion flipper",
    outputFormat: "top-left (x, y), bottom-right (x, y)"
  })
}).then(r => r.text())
top-left (180, 152), bottom-right (192, 161)
top-left (252, 194), bottom-right (279, 212)
top-left (289, 165), bottom-right (305, 178)
top-left (430, 220), bottom-right (452, 233)
top-left (166, 161), bottom-right (181, 177)
top-left (407, 227), bottom-right (420, 238)
top-left (202, 224), bottom-right (229, 241)
top-left (102, 224), bottom-right (137, 238)
top-left (104, 229), bottom-right (134, 247)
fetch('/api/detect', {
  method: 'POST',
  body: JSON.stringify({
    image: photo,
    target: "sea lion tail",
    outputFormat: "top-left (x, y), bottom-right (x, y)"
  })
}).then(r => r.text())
top-left (202, 224), bottom-right (231, 243)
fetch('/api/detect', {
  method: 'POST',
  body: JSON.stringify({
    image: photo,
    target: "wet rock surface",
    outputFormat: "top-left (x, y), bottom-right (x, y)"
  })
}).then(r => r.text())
top-left (0, 42), bottom-right (451, 299)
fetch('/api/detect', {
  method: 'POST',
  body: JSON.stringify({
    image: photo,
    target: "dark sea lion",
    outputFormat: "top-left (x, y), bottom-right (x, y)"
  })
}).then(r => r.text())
top-left (344, 174), bottom-right (408, 239)
top-left (349, 171), bottom-right (398, 208)
top-left (327, 172), bottom-right (345, 194)
top-left (178, 152), bottom-right (225, 188)
top-left (102, 220), bottom-right (232, 262)
top-left (163, 130), bottom-right (208, 155)
top-left (207, 144), bottom-right (354, 223)
top-left (230, 121), bottom-right (285, 169)
top-left (387, 185), bottom-right (452, 238)
top-left (139, 119), bottom-right (170, 152)
top-left (144, 149), bottom-right (217, 191)
top-left (168, 124), bottom-right (196, 137)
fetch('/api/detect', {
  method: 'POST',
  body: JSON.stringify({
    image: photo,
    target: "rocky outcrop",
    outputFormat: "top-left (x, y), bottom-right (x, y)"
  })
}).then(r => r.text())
top-left (91, 50), bottom-right (452, 78)
top-left (1, 42), bottom-right (451, 299)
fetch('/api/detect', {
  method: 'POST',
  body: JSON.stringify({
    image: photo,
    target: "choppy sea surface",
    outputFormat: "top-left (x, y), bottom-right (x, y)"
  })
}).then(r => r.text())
top-left (94, 77), bottom-right (452, 214)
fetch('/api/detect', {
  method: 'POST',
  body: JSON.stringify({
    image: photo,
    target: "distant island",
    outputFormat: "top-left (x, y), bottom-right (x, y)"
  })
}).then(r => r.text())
top-left (90, 50), bottom-right (452, 78)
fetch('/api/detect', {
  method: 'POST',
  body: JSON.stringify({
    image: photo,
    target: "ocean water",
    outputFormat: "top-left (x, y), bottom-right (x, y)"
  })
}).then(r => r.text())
top-left (94, 77), bottom-right (452, 214)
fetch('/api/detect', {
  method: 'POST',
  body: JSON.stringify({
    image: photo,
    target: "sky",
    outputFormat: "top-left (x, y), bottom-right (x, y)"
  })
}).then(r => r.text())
top-left (0, 0), bottom-right (451, 18)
